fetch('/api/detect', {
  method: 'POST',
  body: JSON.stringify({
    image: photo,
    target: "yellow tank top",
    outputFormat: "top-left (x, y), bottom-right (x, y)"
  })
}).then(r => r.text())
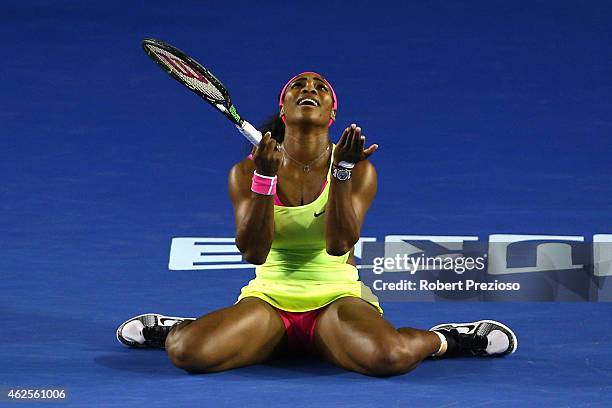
top-left (236, 144), bottom-right (383, 314)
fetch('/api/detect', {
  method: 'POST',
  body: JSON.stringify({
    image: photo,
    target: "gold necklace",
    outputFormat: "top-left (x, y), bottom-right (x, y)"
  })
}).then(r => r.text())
top-left (281, 142), bottom-right (331, 173)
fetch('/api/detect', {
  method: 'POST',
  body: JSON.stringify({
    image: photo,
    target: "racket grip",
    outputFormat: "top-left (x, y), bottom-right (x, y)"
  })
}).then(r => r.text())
top-left (236, 121), bottom-right (262, 146)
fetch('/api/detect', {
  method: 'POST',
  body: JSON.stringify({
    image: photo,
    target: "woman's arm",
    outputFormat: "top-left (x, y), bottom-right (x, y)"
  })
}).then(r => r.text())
top-left (228, 133), bottom-right (282, 264)
top-left (325, 160), bottom-right (377, 255)
top-left (325, 124), bottom-right (379, 255)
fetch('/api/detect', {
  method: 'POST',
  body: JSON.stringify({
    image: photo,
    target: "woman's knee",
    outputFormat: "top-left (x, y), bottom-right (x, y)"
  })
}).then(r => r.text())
top-left (361, 338), bottom-right (420, 377)
top-left (165, 327), bottom-right (216, 373)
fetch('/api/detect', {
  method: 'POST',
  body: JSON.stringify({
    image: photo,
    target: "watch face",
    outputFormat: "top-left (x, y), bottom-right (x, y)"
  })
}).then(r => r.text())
top-left (334, 168), bottom-right (351, 181)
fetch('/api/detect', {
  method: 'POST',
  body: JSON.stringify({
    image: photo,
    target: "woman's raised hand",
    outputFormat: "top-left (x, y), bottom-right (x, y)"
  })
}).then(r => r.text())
top-left (333, 124), bottom-right (379, 165)
top-left (252, 132), bottom-right (283, 176)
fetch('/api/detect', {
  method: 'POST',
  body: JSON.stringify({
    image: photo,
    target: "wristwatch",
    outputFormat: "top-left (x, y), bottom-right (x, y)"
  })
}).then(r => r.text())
top-left (332, 166), bottom-right (352, 181)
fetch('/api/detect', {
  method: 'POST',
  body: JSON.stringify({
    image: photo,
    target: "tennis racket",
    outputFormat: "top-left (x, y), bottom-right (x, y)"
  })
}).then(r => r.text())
top-left (142, 38), bottom-right (262, 146)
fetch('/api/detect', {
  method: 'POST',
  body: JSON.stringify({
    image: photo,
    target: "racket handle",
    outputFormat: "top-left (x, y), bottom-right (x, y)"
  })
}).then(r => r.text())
top-left (236, 121), bottom-right (262, 146)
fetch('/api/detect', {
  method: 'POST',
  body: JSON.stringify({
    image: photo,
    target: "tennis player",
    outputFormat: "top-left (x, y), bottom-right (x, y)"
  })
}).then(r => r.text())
top-left (117, 72), bottom-right (517, 376)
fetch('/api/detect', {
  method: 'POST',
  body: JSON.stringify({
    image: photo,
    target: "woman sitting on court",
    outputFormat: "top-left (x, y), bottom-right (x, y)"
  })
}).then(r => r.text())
top-left (117, 72), bottom-right (517, 376)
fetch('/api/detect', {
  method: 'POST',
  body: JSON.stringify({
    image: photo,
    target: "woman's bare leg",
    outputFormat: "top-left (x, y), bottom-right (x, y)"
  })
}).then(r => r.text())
top-left (165, 297), bottom-right (287, 373)
top-left (313, 297), bottom-right (440, 377)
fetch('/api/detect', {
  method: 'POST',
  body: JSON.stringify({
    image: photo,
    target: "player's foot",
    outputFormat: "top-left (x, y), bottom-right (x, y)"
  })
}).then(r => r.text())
top-left (116, 313), bottom-right (195, 349)
top-left (430, 320), bottom-right (517, 357)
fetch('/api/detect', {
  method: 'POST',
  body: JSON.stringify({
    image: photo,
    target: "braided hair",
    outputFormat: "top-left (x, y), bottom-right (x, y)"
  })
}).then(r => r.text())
top-left (259, 114), bottom-right (285, 144)
top-left (245, 114), bottom-right (285, 156)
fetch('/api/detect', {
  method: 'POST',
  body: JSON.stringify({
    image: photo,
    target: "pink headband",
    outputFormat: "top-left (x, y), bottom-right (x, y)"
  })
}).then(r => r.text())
top-left (278, 71), bottom-right (338, 127)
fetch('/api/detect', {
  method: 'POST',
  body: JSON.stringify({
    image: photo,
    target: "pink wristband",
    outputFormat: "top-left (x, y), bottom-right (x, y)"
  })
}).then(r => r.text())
top-left (251, 171), bottom-right (277, 196)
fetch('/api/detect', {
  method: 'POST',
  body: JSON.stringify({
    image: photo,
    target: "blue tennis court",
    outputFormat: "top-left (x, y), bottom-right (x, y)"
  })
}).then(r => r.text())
top-left (2, 0), bottom-right (611, 406)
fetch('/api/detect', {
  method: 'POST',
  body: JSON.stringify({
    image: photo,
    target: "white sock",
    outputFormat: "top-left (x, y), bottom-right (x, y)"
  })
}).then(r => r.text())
top-left (431, 330), bottom-right (447, 357)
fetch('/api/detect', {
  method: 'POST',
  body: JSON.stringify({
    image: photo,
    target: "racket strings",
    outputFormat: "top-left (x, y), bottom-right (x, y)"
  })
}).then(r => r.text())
top-left (146, 45), bottom-right (226, 102)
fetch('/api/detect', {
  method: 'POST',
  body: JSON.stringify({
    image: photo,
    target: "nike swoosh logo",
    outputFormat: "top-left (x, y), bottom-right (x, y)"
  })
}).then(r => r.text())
top-left (454, 325), bottom-right (476, 334)
top-left (159, 317), bottom-right (196, 327)
top-left (314, 210), bottom-right (325, 217)
top-left (159, 317), bottom-right (181, 327)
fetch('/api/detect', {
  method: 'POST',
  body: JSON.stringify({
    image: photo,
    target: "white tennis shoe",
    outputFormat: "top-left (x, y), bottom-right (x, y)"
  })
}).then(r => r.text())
top-left (430, 320), bottom-right (518, 357)
top-left (116, 313), bottom-right (195, 349)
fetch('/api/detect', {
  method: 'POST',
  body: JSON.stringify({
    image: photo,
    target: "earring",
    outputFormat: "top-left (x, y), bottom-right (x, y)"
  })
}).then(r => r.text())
top-left (280, 106), bottom-right (285, 117)
top-left (330, 110), bottom-right (336, 120)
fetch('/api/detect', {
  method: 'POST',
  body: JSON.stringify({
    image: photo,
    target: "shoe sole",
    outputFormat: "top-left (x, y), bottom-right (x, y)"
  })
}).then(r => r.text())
top-left (430, 319), bottom-right (518, 355)
top-left (116, 313), bottom-right (192, 348)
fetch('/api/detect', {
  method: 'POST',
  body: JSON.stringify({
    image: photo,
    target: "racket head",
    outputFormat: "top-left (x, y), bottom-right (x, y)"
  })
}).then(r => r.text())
top-left (142, 38), bottom-right (240, 123)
